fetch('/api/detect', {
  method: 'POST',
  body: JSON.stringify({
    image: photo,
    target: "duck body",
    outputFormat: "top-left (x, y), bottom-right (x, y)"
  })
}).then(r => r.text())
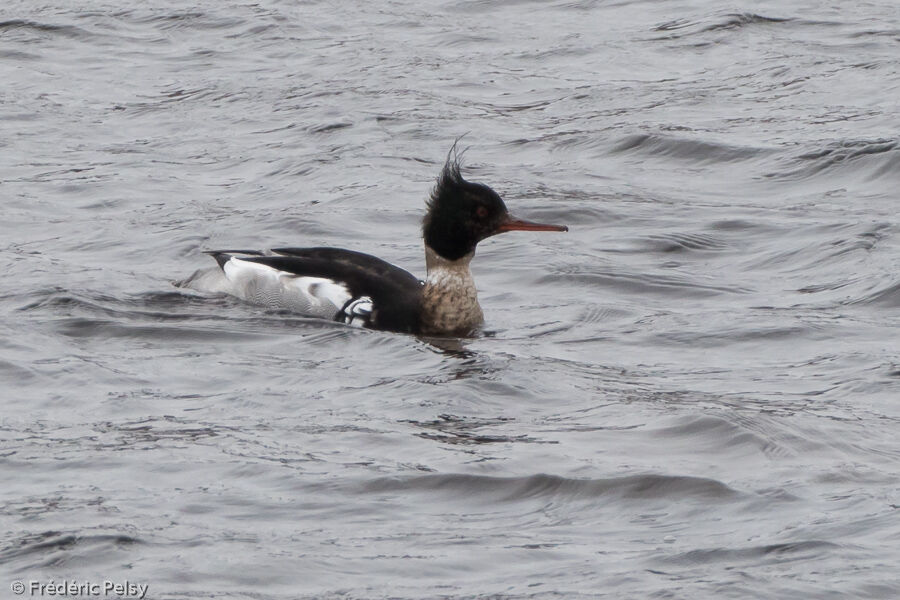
top-left (184, 154), bottom-right (566, 337)
top-left (204, 247), bottom-right (424, 333)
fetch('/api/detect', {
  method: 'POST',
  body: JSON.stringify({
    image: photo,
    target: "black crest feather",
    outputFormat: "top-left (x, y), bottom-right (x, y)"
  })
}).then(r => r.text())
top-left (425, 142), bottom-right (466, 214)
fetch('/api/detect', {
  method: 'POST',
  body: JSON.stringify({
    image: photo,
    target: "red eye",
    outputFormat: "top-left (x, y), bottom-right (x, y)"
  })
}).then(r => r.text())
top-left (476, 206), bottom-right (488, 218)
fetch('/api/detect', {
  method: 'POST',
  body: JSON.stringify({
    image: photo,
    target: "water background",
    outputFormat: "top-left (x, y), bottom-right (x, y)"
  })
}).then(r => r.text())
top-left (2, 1), bottom-right (899, 598)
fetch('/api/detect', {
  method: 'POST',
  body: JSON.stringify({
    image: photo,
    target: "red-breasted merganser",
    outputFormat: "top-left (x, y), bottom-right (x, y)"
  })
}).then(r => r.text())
top-left (184, 156), bottom-right (567, 336)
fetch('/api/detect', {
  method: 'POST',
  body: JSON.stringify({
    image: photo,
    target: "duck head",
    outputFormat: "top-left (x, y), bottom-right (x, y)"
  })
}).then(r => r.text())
top-left (422, 157), bottom-right (567, 261)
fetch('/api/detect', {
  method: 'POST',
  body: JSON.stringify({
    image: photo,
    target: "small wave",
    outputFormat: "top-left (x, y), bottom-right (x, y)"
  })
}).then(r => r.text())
top-left (741, 222), bottom-right (890, 274)
top-left (767, 139), bottom-right (900, 182)
top-left (451, 0), bottom-right (547, 13)
top-left (647, 415), bottom-right (799, 461)
top-left (20, 289), bottom-right (220, 321)
top-left (93, 416), bottom-right (221, 447)
top-left (653, 540), bottom-right (841, 567)
top-left (363, 472), bottom-right (743, 503)
top-left (577, 304), bottom-right (632, 325)
top-left (54, 317), bottom-right (279, 342)
top-left (654, 324), bottom-right (814, 348)
top-left (698, 13), bottom-right (791, 33)
top-left (404, 414), bottom-right (554, 445)
top-left (20, 289), bottom-right (356, 340)
top-left (0, 19), bottom-right (91, 39)
top-left (118, 86), bottom-right (229, 115)
top-left (643, 232), bottom-right (730, 253)
top-left (307, 122), bottom-right (353, 134)
top-left (0, 49), bottom-right (40, 60)
top-left (797, 277), bottom-right (861, 295)
top-left (653, 13), bottom-right (792, 39)
top-left (654, 540), bottom-right (844, 566)
top-left (542, 266), bottom-right (748, 298)
top-left (0, 531), bottom-right (141, 568)
top-left (129, 10), bottom-right (244, 32)
top-left (610, 134), bottom-right (769, 164)
top-left (845, 280), bottom-right (900, 307)
top-left (708, 219), bottom-right (780, 233)
top-left (0, 359), bottom-right (36, 382)
top-left (846, 27), bottom-right (900, 40)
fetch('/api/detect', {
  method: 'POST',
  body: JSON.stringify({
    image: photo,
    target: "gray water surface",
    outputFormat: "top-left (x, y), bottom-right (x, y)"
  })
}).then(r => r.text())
top-left (2, 1), bottom-right (899, 598)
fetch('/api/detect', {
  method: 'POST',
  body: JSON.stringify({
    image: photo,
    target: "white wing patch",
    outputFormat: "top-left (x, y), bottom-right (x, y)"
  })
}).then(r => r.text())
top-left (221, 257), bottom-right (353, 319)
top-left (339, 296), bottom-right (373, 326)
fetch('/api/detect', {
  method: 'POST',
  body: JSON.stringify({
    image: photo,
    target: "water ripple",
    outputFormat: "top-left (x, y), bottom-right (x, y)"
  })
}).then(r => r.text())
top-left (610, 133), bottom-right (771, 164)
top-left (768, 139), bottom-right (900, 182)
top-left (363, 472), bottom-right (746, 503)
